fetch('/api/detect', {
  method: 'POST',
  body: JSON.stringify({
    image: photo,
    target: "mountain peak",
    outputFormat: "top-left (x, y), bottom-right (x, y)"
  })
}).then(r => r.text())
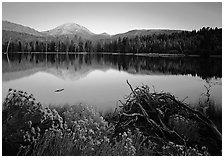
top-left (57, 22), bottom-right (84, 29)
top-left (100, 32), bottom-right (111, 36)
top-left (44, 22), bottom-right (94, 37)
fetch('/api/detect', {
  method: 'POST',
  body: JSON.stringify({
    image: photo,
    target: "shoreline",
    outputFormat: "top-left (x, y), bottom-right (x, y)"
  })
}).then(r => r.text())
top-left (3, 51), bottom-right (222, 58)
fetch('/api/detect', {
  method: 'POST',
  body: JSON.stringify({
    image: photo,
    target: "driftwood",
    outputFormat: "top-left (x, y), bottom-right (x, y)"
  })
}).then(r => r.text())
top-left (55, 88), bottom-right (64, 93)
top-left (114, 80), bottom-right (221, 155)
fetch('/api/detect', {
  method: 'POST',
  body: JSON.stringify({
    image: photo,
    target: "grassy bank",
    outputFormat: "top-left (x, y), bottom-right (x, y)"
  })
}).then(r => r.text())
top-left (2, 83), bottom-right (222, 156)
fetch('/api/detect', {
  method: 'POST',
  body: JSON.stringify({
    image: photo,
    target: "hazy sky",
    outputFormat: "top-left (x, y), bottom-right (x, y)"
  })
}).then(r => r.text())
top-left (2, 2), bottom-right (222, 35)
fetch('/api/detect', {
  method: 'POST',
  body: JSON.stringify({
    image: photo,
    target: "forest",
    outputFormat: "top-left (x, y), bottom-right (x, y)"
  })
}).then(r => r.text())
top-left (2, 27), bottom-right (222, 56)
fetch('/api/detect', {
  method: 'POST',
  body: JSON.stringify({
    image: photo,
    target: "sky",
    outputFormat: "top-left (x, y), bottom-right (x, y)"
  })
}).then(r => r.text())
top-left (2, 2), bottom-right (222, 35)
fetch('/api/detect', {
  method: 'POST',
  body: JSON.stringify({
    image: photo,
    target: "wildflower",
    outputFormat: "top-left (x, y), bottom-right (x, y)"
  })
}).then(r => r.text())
top-left (94, 122), bottom-right (98, 126)
top-left (202, 146), bottom-right (206, 151)
top-left (81, 135), bottom-right (87, 141)
top-left (78, 120), bottom-right (85, 124)
top-left (103, 136), bottom-right (110, 143)
top-left (129, 145), bottom-right (136, 155)
top-left (67, 129), bottom-right (71, 132)
top-left (27, 121), bottom-right (32, 126)
top-left (89, 129), bottom-right (94, 135)
top-left (122, 132), bottom-right (127, 138)
top-left (99, 116), bottom-right (104, 122)
top-left (168, 141), bottom-right (174, 146)
top-left (84, 118), bottom-right (88, 122)
top-left (31, 127), bottom-right (36, 134)
top-left (126, 137), bottom-right (132, 143)
top-left (95, 140), bottom-right (101, 145)
top-left (76, 124), bottom-right (81, 129)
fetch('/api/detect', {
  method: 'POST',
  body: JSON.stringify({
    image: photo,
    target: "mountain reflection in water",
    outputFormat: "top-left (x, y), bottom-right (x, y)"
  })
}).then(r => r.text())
top-left (2, 53), bottom-right (222, 112)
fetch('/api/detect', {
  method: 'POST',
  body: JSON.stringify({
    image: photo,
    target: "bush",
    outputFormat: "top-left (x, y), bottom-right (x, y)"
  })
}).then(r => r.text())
top-left (2, 89), bottom-right (64, 155)
top-left (2, 87), bottom-right (220, 156)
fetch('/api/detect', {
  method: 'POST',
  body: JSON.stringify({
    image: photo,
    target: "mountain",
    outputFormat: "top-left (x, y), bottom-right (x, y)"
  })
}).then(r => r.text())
top-left (41, 23), bottom-right (181, 40)
top-left (2, 21), bottom-right (43, 37)
top-left (42, 23), bottom-right (95, 39)
top-left (2, 20), bottom-right (183, 42)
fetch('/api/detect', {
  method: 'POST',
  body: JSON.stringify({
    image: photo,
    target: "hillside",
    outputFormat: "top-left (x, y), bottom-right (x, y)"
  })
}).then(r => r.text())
top-left (3, 21), bottom-right (44, 37)
top-left (2, 30), bottom-right (46, 43)
top-left (3, 21), bottom-right (183, 42)
top-left (112, 29), bottom-right (183, 39)
top-left (2, 21), bottom-right (221, 56)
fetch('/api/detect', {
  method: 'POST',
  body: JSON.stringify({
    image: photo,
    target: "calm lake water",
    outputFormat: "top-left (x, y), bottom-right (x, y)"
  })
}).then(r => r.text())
top-left (2, 53), bottom-right (222, 112)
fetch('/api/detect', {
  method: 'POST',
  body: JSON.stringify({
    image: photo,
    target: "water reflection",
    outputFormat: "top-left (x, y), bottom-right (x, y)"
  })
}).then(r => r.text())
top-left (2, 53), bottom-right (222, 111)
top-left (3, 53), bottom-right (222, 79)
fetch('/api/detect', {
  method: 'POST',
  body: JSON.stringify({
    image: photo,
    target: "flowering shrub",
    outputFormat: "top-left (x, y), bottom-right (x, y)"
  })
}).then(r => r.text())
top-left (2, 89), bottom-right (213, 156)
top-left (2, 89), bottom-right (64, 155)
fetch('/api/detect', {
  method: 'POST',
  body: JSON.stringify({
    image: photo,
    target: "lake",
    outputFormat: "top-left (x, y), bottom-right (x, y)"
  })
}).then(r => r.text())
top-left (2, 53), bottom-right (222, 112)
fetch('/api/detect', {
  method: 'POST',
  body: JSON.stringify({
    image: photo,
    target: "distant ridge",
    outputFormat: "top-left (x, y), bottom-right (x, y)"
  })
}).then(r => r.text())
top-left (112, 29), bottom-right (183, 39)
top-left (2, 20), bottom-right (184, 41)
top-left (2, 20), bottom-right (43, 37)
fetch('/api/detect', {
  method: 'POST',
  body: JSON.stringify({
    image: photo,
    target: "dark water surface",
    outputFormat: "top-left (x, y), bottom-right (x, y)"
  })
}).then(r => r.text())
top-left (2, 53), bottom-right (222, 112)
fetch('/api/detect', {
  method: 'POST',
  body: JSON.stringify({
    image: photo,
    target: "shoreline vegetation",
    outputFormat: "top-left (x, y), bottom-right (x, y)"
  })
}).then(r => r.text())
top-left (4, 51), bottom-right (222, 57)
top-left (3, 27), bottom-right (222, 57)
top-left (2, 81), bottom-right (222, 156)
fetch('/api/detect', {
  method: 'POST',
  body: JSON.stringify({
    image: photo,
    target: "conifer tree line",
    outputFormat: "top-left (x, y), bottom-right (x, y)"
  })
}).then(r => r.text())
top-left (2, 27), bottom-right (221, 56)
